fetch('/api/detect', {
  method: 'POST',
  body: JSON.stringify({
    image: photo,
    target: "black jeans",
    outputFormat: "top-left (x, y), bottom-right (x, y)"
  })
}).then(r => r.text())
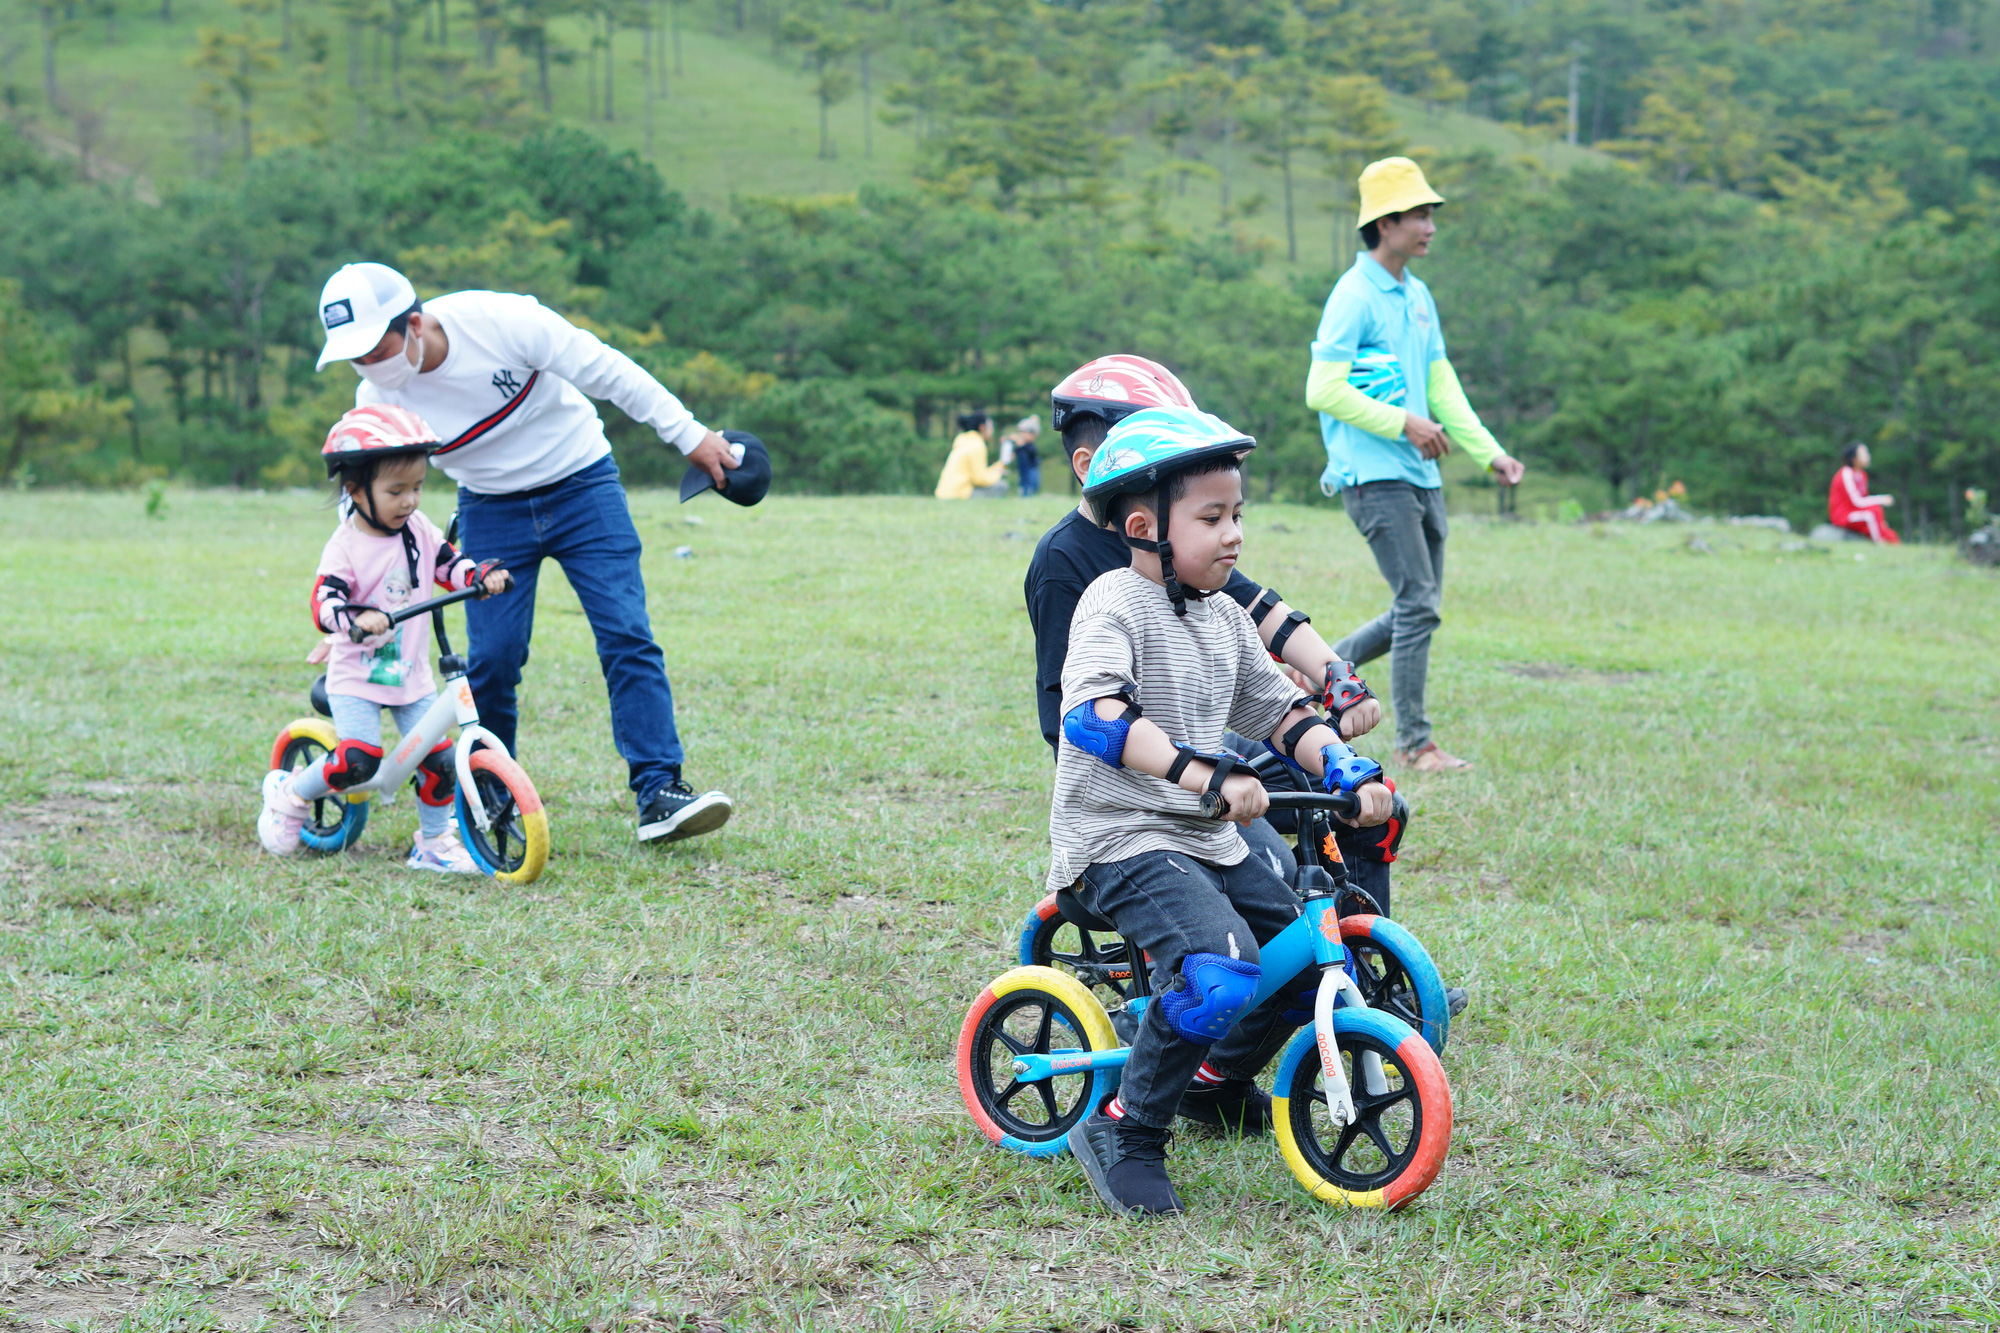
top-left (1075, 850), bottom-right (1316, 1129)
top-left (1223, 731), bottom-right (1392, 916)
top-left (1240, 815), bottom-right (1390, 917)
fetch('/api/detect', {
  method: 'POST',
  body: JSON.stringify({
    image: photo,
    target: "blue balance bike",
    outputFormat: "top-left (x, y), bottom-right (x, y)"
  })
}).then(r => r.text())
top-left (958, 789), bottom-right (1454, 1209)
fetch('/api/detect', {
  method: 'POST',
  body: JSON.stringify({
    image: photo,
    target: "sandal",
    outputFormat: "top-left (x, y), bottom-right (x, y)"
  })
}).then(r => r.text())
top-left (1394, 742), bottom-right (1473, 772)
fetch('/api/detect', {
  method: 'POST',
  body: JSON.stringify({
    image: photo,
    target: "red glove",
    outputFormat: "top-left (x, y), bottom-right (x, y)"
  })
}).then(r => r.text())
top-left (471, 560), bottom-right (513, 595)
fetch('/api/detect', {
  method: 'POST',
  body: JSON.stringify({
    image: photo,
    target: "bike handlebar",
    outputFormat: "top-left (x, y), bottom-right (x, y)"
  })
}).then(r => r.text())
top-left (345, 583), bottom-right (508, 643)
top-left (1262, 789), bottom-right (1362, 819)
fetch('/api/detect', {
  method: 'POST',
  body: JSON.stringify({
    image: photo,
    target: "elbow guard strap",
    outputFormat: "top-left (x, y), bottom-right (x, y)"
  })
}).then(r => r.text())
top-left (1248, 586), bottom-right (1282, 626)
top-left (1264, 707), bottom-right (1326, 774)
top-left (1324, 660), bottom-right (1375, 720)
top-left (1063, 698), bottom-right (1142, 768)
top-left (1278, 713), bottom-right (1325, 759)
top-left (1267, 609), bottom-right (1311, 663)
top-left (1319, 740), bottom-right (1384, 795)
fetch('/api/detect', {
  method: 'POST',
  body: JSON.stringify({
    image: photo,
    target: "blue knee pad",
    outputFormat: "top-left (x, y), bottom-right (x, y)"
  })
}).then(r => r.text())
top-left (1159, 952), bottom-right (1261, 1044)
top-left (1063, 699), bottom-right (1139, 768)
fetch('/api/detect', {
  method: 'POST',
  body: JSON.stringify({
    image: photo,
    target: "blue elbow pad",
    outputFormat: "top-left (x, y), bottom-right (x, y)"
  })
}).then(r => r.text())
top-left (1320, 740), bottom-right (1384, 794)
top-left (1160, 952), bottom-right (1262, 1044)
top-left (1064, 698), bottom-right (1141, 768)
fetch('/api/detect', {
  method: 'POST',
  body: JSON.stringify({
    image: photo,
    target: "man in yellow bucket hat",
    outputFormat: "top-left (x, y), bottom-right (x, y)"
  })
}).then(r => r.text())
top-left (1304, 157), bottom-right (1525, 774)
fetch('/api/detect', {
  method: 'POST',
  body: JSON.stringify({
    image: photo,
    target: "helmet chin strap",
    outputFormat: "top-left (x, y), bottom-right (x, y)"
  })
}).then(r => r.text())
top-left (1122, 477), bottom-right (1211, 617)
top-left (351, 483), bottom-right (401, 536)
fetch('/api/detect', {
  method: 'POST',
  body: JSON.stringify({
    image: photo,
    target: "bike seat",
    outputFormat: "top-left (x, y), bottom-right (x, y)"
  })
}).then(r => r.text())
top-left (1054, 886), bottom-right (1116, 935)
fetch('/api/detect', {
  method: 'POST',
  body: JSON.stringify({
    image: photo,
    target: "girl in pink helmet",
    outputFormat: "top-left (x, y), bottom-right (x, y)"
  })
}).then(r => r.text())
top-left (256, 405), bottom-right (512, 871)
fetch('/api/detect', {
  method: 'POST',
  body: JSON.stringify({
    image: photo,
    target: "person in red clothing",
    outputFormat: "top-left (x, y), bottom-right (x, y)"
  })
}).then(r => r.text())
top-left (1829, 442), bottom-right (1899, 544)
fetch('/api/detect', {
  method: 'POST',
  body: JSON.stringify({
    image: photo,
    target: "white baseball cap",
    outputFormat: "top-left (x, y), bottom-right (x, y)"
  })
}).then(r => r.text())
top-left (314, 262), bottom-right (419, 370)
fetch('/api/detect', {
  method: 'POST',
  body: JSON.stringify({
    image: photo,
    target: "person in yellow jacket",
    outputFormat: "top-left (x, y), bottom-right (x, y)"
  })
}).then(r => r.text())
top-left (935, 411), bottom-right (1013, 499)
top-left (1305, 157), bottom-right (1525, 774)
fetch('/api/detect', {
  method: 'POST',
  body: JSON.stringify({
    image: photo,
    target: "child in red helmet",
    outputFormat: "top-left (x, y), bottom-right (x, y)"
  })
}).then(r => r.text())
top-left (256, 405), bottom-right (512, 871)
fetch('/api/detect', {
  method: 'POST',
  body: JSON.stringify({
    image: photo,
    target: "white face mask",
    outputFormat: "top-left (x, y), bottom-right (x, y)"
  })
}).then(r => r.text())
top-left (353, 331), bottom-right (422, 391)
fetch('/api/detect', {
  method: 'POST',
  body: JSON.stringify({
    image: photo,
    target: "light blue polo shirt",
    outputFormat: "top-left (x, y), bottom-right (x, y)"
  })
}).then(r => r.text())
top-left (1311, 253), bottom-right (1447, 493)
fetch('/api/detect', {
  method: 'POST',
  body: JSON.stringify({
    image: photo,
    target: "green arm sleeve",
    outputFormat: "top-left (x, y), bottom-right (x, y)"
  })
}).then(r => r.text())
top-left (1305, 359), bottom-right (1407, 440)
top-left (1426, 359), bottom-right (1504, 470)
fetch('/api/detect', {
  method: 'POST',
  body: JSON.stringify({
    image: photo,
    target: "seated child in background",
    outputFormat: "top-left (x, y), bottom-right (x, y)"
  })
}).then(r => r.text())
top-left (1050, 406), bottom-right (1394, 1218)
top-left (257, 405), bottom-right (511, 873)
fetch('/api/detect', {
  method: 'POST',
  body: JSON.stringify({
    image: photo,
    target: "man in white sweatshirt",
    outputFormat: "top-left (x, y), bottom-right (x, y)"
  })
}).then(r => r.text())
top-left (313, 261), bottom-right (738, 843)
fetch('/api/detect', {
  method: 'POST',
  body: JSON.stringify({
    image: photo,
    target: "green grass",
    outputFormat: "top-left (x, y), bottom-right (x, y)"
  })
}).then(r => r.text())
top-left (2, 486), bottom-right (1997, 1331)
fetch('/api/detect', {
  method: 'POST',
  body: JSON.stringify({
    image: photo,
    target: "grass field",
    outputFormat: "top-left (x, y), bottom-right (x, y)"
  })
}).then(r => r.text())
top-left (2, 486), bottom-right (1997, 1332)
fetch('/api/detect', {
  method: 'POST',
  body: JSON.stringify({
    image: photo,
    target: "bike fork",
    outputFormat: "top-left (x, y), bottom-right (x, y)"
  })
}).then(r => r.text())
top-left (1314, 964), bottom-right (1364, 1124)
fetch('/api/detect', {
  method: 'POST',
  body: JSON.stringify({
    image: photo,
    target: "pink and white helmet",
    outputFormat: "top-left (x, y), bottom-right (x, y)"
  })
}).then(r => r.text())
top-left (320, 403), bottom-right (441, 478)
top-left (1050, 355), bottom-right (1197, 433)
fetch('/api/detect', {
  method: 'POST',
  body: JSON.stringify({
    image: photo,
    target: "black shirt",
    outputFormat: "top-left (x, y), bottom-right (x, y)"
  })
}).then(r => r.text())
top-left (1024, 507), bottom-right (1265, 752)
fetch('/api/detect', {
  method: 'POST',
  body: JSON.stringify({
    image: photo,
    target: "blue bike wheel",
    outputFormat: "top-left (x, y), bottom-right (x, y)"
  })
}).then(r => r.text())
top-left (298, 797), bottom-right (368, 853)
top-left (1272, 1007), bottom-right (1452, 1209)
top-left (1341, 914), bottom-right (1450, 1054)
top-left (273, 721), bottom-right (369, 853)
top-left (1018, 892), bottom-right (1137, 1006)
top-left (957, 966), bottom-right (1119, 1158)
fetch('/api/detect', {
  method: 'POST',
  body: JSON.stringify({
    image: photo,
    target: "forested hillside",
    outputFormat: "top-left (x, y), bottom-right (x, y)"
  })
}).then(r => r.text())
top-left (6, 0), bottom-right (2000, 530)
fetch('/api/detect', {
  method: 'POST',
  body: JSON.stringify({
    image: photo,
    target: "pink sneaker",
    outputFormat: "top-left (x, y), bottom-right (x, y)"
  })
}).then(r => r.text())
top-left (407, 829), bottom-right (481, 874)
top-left (257, 770), bottom-right (310, 855)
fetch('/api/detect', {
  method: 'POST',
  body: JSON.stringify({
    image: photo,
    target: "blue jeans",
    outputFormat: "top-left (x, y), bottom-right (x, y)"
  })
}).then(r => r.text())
top-left (456, 456), bottom-right (682, 804)
top-left (1017, 459), bottom-right (1040, 496)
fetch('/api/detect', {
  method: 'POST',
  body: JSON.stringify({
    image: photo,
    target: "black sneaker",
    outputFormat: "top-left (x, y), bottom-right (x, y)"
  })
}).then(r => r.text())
top-left (638, 780), bottom-right (733, 843)
top-left (1446, 986), bottom-right (1469, 1018)
top-left (1176, 1079), bottom-right (1273, 1136)
top-left (1068, 1112), bottom-right (1182, 1217)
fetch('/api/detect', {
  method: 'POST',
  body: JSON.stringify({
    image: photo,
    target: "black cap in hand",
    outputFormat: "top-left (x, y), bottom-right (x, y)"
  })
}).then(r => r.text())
top-left (680, 430), bottom-right (772, 507)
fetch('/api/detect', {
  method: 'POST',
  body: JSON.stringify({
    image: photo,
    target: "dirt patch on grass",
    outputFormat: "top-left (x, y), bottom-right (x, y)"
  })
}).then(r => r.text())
top-left (0, 791), bottom-right (128, 849)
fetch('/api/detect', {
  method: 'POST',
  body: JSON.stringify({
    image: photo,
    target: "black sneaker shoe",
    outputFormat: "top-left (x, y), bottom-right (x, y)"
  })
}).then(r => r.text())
top-left (1176, 1079), bottom-right (1273, 1136)
top-left (1067, 1112), bottom-right (1182, 1217)
top-left (1446, 986), bottom-right (1469, 1018)
top-left (638, 780), bottom-right (734, 843)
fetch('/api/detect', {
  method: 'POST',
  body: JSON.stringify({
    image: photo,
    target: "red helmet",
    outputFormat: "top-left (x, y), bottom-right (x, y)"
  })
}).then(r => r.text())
top-left (1050, 355), bottom-right (1197, 433)
top-left (320, 403), bottom-right (441, 479)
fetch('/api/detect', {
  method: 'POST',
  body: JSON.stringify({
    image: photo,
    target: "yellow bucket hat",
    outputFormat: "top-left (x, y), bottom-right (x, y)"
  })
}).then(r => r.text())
top-left (1356, 157), bottom-right (1445, 228)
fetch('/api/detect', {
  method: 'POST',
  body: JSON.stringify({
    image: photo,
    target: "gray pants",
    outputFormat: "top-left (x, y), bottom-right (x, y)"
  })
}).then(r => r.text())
top-left (1336, 481), bottom-right (1448, 753)
top-left (1075, 850), bottom-right (1315, 1129)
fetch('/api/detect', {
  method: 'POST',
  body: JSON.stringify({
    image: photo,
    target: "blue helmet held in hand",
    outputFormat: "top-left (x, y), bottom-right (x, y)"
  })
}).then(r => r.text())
top-left (1348, 349), bottom-right (1406, 407)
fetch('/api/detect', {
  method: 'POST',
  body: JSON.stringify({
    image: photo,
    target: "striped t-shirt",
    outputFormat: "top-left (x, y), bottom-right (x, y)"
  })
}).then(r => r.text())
top-left (1047, 567), bottom-right (1306, 892)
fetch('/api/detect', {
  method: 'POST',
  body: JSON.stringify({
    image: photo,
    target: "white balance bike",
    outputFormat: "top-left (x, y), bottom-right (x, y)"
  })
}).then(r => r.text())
top-left (267, 580), bottom-right (548, 884)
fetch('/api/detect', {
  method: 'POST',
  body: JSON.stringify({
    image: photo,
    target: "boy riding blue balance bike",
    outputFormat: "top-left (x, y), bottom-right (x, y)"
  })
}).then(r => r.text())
top-left (956, 407), bottom-right (1453, 1215)
top-left (259, 405), bottom-right (549, 884)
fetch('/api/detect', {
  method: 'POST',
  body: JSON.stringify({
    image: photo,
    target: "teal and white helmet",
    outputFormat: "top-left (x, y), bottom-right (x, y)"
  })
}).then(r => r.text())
top-left (1081, 406), bottom-right (1256, 615)
top-left (1348, 348), bottom-right (1406, 406)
